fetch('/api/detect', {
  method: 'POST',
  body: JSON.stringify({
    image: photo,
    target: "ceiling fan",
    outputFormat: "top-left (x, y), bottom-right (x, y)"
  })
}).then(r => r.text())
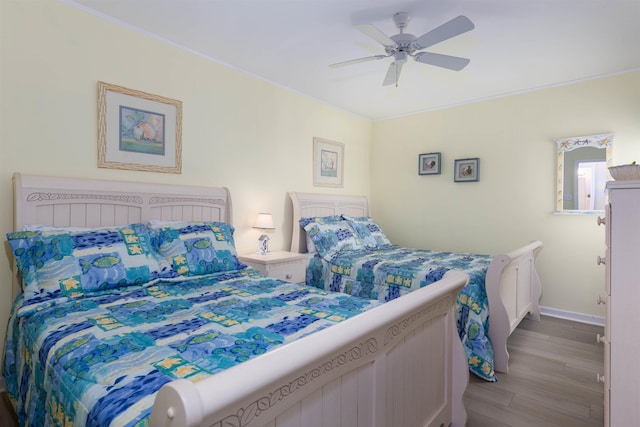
top-left (330, 12), bottom-right (475, 86)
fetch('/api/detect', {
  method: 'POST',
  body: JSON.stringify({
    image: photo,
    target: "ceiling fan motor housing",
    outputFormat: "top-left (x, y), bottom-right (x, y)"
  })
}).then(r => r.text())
top-left (388, 33), bottom-right (418, 55)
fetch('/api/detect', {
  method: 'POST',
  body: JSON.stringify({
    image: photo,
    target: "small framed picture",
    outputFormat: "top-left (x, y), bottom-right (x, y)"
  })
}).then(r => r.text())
top-left (418, 152), bottom-right (441, 175)
top-left (313, 137), bottom-right (344, 187)
top-left (454, 158), bottom-right (480, 182)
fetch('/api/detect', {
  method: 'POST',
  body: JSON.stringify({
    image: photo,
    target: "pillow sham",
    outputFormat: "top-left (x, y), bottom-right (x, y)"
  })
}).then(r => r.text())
top-left (343, 216), bottom-right (392, 248)
top-left (7, 224), bottom-right (171, 312)
top-left (150, 221), bottom-right (246, 276)
top-left (299, 215), bottom-right (361, 260)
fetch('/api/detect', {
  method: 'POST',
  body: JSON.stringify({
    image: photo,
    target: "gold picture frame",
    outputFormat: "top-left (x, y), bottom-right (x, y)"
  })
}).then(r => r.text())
top-left (313, 137), bottom-right (344, 187)
top-left (98, 81), bottom-right (182, 174)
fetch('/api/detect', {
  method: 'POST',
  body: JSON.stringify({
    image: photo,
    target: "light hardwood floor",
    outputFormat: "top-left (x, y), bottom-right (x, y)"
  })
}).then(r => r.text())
top-left (464, 315), bottom-right (605, 427)
top-left (0, 315), bottom-right (604, 427)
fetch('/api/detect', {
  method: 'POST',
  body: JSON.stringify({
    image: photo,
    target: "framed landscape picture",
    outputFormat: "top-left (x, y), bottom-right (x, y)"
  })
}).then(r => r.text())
top-left (98, 81), bottom-right (182, 173)
top-left (313, 137), bottom-right (344, 187)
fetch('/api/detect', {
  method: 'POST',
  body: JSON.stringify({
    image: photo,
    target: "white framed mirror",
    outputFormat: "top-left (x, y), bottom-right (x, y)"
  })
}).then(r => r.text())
top-left (554, 133), bottom-right (614, 214)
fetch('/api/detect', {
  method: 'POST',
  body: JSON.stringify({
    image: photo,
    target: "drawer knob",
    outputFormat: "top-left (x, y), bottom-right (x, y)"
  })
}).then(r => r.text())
top-left (285, 273), bottom-right (292, 279)
top-left (596, 373), bottom-right (605, 384)
top-left (597, 216), bottom-right (606, 226)
top-left (597, 295), bottom-right (606, 305)
top-left (597, 256), bottom-right (606, 265)
top-left (596, 333), bottom-right (606, 344)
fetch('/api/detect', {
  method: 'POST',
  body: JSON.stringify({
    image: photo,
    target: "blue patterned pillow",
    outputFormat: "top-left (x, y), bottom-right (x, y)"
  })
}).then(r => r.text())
top-left (300, 216), bottom-right (362, 260)
top-left (343, 216), bottom-right (392, 248)
top-left (150, 221), bottom-right (246, 276)
top-left (7, 224), bottom-right (171, 312)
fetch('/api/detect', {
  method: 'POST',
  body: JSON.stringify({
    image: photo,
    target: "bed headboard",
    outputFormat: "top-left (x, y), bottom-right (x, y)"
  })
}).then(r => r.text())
top-left (289, 191), bottom-right (369, 253)
top-left (11, 173), bottom-right (232, 295)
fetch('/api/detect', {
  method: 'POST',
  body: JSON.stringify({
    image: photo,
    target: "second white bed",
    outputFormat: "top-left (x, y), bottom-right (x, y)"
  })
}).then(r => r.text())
top-left (289, 191), bottom-right (543, 375)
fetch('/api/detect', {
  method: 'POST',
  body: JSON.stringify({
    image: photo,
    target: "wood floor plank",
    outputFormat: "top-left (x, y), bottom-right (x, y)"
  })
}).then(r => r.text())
top-left (464, 315), bottom-right (604, 426)
top-left (465, 376), bottom-right (514, 407)
top-left (0, 392), bottom-right (18, 427)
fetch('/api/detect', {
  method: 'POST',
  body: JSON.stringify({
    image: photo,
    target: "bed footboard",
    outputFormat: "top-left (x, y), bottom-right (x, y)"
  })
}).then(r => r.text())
top-left (485, 240), bottom-right (543, 373)
top-left (151, 270), bottom-right (470, 427)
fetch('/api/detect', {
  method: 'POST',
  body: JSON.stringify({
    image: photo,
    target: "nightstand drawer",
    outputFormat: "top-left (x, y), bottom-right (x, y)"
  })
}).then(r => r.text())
top-left (239, 251), bottom-right (307, 283)
top-left (265, 259), bottom-right (306, 283)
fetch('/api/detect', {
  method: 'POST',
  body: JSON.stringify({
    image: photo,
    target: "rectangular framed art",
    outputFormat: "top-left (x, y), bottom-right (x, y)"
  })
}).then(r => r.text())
top-left (454, 158), bottom-right (480, 182)
top-left (418, 152), bottom-right (441, 175)
top-left (98, 81), bottom-right (182, 174)
top-left (313, 137), bottom-right (344, 187)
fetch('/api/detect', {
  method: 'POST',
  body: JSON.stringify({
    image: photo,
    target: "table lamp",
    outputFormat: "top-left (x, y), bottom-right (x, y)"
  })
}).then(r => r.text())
top-left (254, 213), bottom-right (275, 255)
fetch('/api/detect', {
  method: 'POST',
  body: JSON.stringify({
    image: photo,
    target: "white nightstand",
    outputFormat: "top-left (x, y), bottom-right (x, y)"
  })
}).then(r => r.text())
top-left (239, 251), bottom-right (307, 283)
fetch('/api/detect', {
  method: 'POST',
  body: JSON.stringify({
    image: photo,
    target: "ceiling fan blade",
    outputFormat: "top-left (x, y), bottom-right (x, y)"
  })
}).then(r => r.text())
top-left (413, 15), bottom-right (475, 50)
top-left (329, 54), bottom-right (388, 68)
top-left (383, 62), bottom-right (403, 86)
top-left (414, 52), bottom-right (470, 71)
top-left (354, 23), bottom-right (398, 48)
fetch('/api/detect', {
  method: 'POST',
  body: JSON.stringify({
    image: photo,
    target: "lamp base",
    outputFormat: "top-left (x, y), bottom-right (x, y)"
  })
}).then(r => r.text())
top-left (257, 234), bottom-right (271, 256)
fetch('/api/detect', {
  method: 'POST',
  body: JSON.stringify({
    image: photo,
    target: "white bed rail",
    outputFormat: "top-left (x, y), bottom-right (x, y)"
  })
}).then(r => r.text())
top-left (151, 270), bottom-right (470, 427)
top-left (485, 240), bottom-right (543, 373)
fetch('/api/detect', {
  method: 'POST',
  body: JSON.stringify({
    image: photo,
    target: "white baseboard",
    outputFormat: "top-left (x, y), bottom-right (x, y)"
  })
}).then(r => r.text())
top-left (540, 306), bottom-right (605, 327)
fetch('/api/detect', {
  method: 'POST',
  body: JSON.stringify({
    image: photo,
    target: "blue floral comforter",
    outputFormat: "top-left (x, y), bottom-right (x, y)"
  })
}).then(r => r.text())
top-left (3, 269), bottom-right (381, 427)
top-left (305, 245), bottom-right (497, 381)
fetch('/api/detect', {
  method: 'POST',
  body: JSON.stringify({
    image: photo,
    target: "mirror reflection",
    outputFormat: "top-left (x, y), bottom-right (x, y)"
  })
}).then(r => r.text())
top-left (555, 133), bottom-right (614, 214)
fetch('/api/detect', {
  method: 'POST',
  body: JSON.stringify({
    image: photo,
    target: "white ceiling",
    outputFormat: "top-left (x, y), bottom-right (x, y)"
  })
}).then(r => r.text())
top-left (68, 0), bottom-right (640, 121)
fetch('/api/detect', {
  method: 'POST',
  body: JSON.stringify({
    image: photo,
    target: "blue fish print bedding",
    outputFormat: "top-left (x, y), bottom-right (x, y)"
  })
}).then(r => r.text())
top-left (305, 245), bottom-right (497, 381)
top-left (3, 269), bottom-right (381, 426)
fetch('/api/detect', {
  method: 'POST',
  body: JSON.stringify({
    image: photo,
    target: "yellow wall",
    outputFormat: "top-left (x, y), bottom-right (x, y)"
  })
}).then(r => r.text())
top-left (371, 71), bottom-right (640, 318)
top-left (2, 0), bottom-right (640, 364)
top-left (0, 1), bottom-right (371, 356)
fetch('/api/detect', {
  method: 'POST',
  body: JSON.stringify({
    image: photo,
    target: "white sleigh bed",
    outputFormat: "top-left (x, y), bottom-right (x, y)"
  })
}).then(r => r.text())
top-left (289, 191), bottom-right (543, 374)
top-left (6, 173), bottom-right (470, 427)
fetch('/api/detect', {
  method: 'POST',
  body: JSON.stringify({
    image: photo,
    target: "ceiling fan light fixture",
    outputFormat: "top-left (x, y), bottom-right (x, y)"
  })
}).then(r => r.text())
top-left (394, 51), bottom-right (408, 64)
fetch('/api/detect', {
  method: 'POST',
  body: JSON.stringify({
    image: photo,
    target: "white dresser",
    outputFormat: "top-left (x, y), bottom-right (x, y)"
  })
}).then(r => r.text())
top-left (598, 180), bottom-right (640, 426)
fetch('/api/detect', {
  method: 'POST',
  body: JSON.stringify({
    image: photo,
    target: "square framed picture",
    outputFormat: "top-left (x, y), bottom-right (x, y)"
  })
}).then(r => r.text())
top-left (98, 81), bottom-right (182, 174)
top-left (418, 152), bottom-right (441, 175)
top-left (313, 137), bottom-right (344, 187)
top-left (454, 158), bottom-right (480, 182)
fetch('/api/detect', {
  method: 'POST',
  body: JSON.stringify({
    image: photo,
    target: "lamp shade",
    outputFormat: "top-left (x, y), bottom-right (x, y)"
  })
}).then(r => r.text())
top-left (254, 213), bottom-right (275, 229)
